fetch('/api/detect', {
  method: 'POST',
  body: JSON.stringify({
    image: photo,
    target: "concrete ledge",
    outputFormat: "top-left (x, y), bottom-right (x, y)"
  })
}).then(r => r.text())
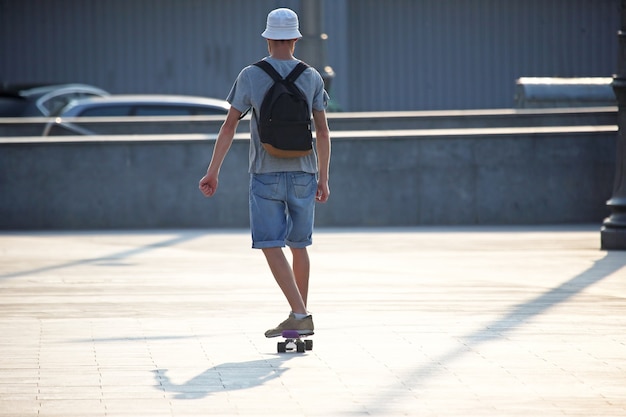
top-left (0, 126), bottom-right (616, 229)
top-left (515, 78), bottom-right (616, 108)
top-left (329, 107), bottom-right (617, 130)
top-left (0, 107), bottom-right (617, 136)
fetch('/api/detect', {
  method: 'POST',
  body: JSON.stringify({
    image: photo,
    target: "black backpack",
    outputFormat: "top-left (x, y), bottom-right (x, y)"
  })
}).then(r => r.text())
top-left (253, 60), bottom-right (313, 158)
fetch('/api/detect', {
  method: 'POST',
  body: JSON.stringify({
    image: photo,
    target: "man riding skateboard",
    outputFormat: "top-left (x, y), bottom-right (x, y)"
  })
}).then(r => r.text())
top-left (199, 8), bottom-right (331, 338)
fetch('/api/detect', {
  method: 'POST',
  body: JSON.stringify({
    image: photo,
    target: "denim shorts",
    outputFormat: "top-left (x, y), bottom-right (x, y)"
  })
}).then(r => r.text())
top-left (249, 172), bottom-right (317, 249)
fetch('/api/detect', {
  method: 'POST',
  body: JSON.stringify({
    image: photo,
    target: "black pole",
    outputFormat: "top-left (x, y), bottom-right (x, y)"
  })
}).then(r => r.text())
top-left (601, 0), bottom-right (626, 250)
top-left (299, 0), bottom-right (336, 104)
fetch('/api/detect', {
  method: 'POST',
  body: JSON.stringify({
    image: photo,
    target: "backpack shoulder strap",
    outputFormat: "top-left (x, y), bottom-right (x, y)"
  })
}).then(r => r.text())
top-left (286, 62), bottom-right (309, 83)
top-left (253, 60), bottom-right (309, 83)
top-left (253, 60), bottom-right (282, 82)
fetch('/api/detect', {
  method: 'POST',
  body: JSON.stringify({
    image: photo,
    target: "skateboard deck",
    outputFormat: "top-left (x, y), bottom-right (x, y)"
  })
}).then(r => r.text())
top-left (277, 330), bottom-right (313, 353)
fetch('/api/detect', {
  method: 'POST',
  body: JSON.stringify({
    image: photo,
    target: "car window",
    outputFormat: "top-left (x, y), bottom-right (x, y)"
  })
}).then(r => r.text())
top-left (133, 106), bottom-right (193, 116)
top-left (193, 107), bottom-right (228, 115)
top-left (79, 106), bottom-right (133, 116)
top-left (132, 106), bottom-right (227, 116)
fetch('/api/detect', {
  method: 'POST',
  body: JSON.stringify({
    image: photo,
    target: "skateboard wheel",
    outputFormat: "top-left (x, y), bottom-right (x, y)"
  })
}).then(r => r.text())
top-left (277, 342), bottom-right (287, 353)
top-left (296, 341), bottom-right (305, 353)
top-left (304, 339), bottom-right (313, 351)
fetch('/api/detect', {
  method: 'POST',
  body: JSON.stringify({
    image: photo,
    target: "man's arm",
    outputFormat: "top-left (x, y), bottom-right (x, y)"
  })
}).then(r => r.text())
top-left (312, 109), bottom-right (331, 203)
top-left (199, 106), bottom-right (243, 197)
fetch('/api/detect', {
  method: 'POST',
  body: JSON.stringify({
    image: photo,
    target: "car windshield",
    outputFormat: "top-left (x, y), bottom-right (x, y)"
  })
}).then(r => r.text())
top-left (41, 92), bottom-right (105, 116)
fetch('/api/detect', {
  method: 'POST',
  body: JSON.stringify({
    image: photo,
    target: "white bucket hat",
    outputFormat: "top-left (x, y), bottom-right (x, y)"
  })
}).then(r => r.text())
top-left (261, 8), bottom-right (302, 40)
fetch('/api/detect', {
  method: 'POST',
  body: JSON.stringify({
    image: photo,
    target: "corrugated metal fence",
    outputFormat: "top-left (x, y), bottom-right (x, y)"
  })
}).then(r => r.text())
top-left (344, 0), bottom-right (618, 110)
top-left (0, 0), bottom-right (619, 111)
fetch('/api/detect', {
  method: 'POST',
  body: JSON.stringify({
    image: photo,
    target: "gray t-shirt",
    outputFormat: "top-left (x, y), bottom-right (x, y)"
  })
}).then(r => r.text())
top-left (227, 57), bottom-right (329, 174)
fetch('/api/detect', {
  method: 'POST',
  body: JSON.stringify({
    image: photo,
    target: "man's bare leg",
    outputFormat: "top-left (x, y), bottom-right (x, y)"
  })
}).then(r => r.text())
top-left (262, 247), bottom-right (307, 314)
top-left (290, 247), bottom-right (310, 308)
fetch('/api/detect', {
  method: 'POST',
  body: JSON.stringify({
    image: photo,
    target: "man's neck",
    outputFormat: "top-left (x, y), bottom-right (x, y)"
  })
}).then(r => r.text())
top-left (270, 52), bottom-right (295, 60)
top-left (268, 40), bottom-right (296, 60)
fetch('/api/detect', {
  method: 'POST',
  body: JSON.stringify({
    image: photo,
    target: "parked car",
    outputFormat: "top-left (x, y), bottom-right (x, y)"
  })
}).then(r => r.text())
top-left (44, 94), bottom-right (231, 135)
top-left (52, 94), bottom-right (230, 117)
top-left (0, 83), bottom-right (110, 117)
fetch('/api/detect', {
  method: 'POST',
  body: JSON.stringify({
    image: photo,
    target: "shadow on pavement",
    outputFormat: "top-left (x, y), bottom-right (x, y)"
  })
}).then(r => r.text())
top-left (153, 356), bottom-right (296, 400)
top-left (352, 251), bottom-right (626, 415)
top-left (0, 232), bottom-right (203, 280)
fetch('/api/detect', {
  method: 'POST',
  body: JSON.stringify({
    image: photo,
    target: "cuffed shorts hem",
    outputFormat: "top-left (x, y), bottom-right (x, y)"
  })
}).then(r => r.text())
top-left (252, 239), bottom-right (286, 249)
top-left (285, 239), bottom-right (312, 249)
top-left (252, 239), bottom-right (312, 249)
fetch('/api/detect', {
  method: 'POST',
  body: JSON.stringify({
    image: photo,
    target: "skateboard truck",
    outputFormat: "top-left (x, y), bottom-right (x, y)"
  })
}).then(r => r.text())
top-left (277, 330), bottom-right (313, 353)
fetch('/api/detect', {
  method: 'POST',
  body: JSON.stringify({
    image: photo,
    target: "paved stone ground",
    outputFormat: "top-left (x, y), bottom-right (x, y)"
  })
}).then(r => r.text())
top-left (0, 226), bottom-right (624, 416)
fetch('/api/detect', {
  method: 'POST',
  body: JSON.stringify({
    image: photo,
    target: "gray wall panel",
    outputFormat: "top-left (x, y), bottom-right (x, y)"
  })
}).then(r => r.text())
top-left (0, 0), bottom-right (619, 111)
top-left (345, 0), bottom-right (618, 110)
top-left (1, 0), bottom-right (295, 98)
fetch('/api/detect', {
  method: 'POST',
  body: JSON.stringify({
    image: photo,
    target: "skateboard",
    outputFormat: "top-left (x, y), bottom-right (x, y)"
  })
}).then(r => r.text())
top-left (277, 330), bottom-right (313, 353)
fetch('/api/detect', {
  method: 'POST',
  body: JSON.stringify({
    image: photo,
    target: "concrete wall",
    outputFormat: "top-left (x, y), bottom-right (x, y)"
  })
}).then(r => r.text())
top-left (0, 126), bottom-right (616, 230)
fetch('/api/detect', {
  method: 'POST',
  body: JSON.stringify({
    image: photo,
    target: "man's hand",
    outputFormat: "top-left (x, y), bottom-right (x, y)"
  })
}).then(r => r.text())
top-left (199, 174), bottom-right (218, 197)
top-left (316, 180), bottom-right (330, 203)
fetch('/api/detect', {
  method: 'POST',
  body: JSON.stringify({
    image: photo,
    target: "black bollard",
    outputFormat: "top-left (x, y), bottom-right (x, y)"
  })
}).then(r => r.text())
top-left (601, 0), bottom-right (626, 250)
